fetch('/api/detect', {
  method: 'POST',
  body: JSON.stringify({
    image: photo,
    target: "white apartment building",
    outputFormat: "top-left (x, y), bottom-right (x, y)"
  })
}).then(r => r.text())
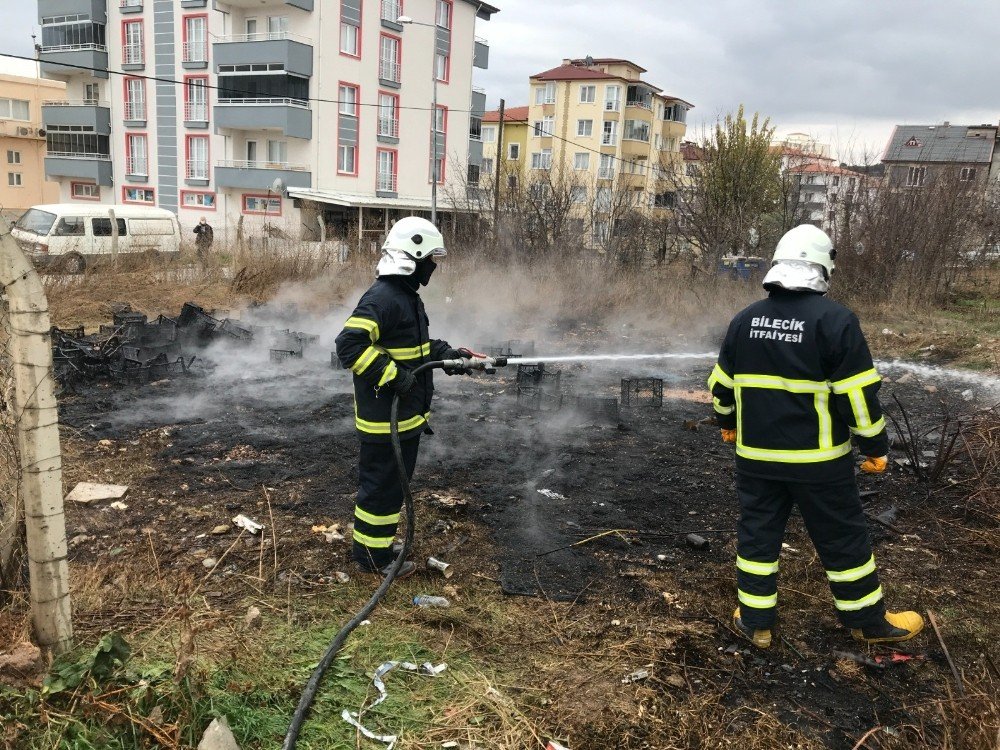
top-left (37, 0), bottom-right (496, 240)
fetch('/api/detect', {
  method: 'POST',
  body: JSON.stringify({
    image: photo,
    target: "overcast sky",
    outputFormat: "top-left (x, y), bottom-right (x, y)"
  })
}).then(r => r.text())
top-left (4, 1), bottom-right (998, 161)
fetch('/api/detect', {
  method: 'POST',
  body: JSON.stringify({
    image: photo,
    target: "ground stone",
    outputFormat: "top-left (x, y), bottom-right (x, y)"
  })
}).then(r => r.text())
top-left (0, 642), bottom-right (44, 688)
top-left (197, 717), bottom-right (240, 750)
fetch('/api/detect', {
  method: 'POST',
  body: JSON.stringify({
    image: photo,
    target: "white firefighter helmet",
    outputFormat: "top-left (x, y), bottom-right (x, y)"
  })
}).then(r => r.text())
top-left (771, 224), bottom-right (836, 276)
top-left (377, 217), bottom-right (447, 277)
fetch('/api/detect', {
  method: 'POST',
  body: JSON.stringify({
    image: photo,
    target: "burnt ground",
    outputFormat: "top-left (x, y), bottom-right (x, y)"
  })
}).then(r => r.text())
top-left (52, 329), bottom-right (1000, 749)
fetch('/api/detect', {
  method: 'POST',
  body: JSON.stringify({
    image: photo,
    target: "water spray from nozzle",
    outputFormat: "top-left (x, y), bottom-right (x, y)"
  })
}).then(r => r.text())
top-left (512, 352), bottom-right (717, 365)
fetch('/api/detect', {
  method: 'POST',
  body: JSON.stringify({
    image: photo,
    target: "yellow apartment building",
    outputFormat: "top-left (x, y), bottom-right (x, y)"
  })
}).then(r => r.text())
top-left (0, 63), bottom-right (65, 216)
top-left (481, 105), bottom-right (528, 188)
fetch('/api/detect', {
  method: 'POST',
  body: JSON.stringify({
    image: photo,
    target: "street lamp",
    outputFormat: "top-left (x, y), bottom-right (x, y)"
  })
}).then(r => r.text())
top-left (398, 15), bottom-right (439, 224)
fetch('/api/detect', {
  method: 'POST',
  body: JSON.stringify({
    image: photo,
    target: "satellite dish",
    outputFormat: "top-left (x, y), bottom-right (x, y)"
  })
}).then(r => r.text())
top-left (270, 177), bottom-right (285, 195)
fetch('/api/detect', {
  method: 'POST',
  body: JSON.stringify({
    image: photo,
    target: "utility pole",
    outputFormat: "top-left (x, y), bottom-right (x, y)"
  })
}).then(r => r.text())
top-left (431, 66), bottom-right (438, 225)
top-left (492, 99), bottom-right (504, 243)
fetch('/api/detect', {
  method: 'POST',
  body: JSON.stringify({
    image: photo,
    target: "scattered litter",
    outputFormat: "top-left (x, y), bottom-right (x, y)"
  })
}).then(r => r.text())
top-left (334, 571), bottom-right (351, 584)
top-left (833, 650), bottom-right (884, 669)
top-left (243, 606), bottom-right (262, 629)
top-left (109, 501), bottom-right (129, 511)
top-left (661, 591), bottom-right (678, 605)
top-left (546, 742), bottom-right (571, 750)
top-left (781, 543), bottom-right (799, 553)
top-left (685, 533), bottom-right (710, 550)
top-left (197, 717), bottom-right (240, 750)
top-left (537, 489), bottom-right (567, 501)
top-left (622, 668), bottom-right (649, 684)
top-left (413, 595), bottom-right (450, 608)
top-left (211, 524), bottom-right (229, 535)
top-left (66, 482), bottom-right (129, 505)
top-left (341, 661), bottom-right (448, 749)
top-left (427, 556), bottom-right (454, 578)
top-left (312, 524), bottom-right (345, 543)
top-left (232, 514), bottom-right (263, 534)
top-left (656, 554), bottom-right (667, 561)
top-left (874, 652), bottom-right (924, 665)
top-left (432, 494), bottom-right (468, 510)
top-left (202, 558), bottom-right (217, 569)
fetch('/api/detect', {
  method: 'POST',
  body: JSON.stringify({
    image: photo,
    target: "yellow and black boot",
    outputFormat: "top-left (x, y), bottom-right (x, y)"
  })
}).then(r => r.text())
top-left (851, 611), bottom-right (924, 644)
top-left (733, 608), bottom-right (772, 648)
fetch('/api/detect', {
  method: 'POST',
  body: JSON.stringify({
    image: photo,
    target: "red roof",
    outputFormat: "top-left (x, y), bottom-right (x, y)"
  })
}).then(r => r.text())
top-left (530, 64), bottom-right (618, 81)
top-left (569, 57), bottom-right (648, 73)
top-left (681, 142), bottom-right (705, 161)
top-left (786, 163), bottom-right (865, 177)
top-left (482, 105), bottom-right (529, 123)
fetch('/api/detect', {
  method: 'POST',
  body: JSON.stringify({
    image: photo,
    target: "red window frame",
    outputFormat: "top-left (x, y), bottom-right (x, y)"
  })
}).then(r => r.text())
top-left (337, 143), bottom-right (358, 177)
top-left (122, 185), bottom-right (155, 204)
top-left (435, 51), bottom-right (451, 85)
top-left (122, 76), bottom-right (146, 121)
top-left (124, 132), bottom-right (148, 176)
top-left (430, 105), bottom-right (447, 184)
top-left (436, 0), bottom-right (453, 29)
top-left (179, 190), bottom-right (217, 211)
top-left (379, 32), bottom-right (402, 84)
top-left (337, 81), bottom-right (360, 177)
top-left (338, 81), bottom-right (360, 117)
top-left (182, 13), bottom-right (209, 63)
top-left (340, 1), bottom-right (363, 61)
top-left (183, 74), bottom-right (209, 122)
top-left (121, 19), bottom-right (144, 65)
top-left (381, 0), bottom-right (404, 22)
top-left (376, 147), bottom-right (398, 192)
top-left (184, 134), bottom-right (211, 180)
top-left (242, 193), bottom-right (282, 216)
top-left (377, 89), bottom-right (400, 138)
top-left (70, 181), bottom-right (101, 201)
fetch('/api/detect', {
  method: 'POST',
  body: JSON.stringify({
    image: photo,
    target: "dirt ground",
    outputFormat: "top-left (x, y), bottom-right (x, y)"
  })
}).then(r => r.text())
top-left (6, 304), bottom-right (992, 749)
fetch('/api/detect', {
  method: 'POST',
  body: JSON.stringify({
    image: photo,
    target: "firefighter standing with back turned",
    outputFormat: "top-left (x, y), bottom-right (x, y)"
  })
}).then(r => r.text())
top-left (336, 217), bottom-right (475, 578)
top-left (710, 224), bottom-right (923, 648)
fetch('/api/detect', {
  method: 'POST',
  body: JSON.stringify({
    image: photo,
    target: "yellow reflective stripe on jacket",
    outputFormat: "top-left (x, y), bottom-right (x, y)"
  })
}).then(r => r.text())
top-left (851, 416), bottom-right (886, 438)
top-left (826, 555), bottom-right (876, 583)
top-left (738, 590), bottom-right (777, 609)
top-left (736, 556), bottom-right (779, 576)
top-left (378, 360), bottom-right (398, 387)
top-left (848, 387), bottom-right (873, 429)
top-left (385, 342), bottom-right (432, 361)
top-left (355, 412), bottom-right (430, 435)
top-left (353, 529), bottom-right (394, 548)
top-left (734, 374), bottom-right (829, 394)
top-left (713, 397), bottom-right (735, 416)
top-left (736, 441), bottom-right (853, 464)
top-left (833, 585), bottom-right (883, 611)
top-left (345, 316), bottom-right (380, 343)
top-left (351, 346), bottom-right (381, 375)
top-left (830, 368), bottom-right (880, 394)
top-left (355, 507), bottom-right (400, 526)
top-left (815, 392), bottom-right (833, 450)
top-left (708, 364), bottom-right (734, 390)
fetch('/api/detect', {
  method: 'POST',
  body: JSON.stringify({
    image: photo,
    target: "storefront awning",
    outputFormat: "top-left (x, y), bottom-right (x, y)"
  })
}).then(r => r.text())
top-left (286, 188), bottom-right (479, 214)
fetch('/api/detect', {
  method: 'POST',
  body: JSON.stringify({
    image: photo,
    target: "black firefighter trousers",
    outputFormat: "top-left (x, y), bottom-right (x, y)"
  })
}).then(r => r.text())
top-left (352, 436), bottom-right (420, 569)
top-left (735, 473), bottom-right (887, 630)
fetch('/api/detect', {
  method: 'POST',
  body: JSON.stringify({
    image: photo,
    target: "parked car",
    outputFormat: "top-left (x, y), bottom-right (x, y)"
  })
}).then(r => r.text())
top-left (11, 204), bottom-right (181, 273)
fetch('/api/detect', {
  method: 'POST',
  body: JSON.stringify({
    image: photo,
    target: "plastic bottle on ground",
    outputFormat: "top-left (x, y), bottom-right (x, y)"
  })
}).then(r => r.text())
top-left (413, 595), bottom-right (450, 608)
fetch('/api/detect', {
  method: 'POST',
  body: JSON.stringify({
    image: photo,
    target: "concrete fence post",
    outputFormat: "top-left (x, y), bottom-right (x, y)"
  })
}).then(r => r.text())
top-left (0, 228), bottom-right (72, 653)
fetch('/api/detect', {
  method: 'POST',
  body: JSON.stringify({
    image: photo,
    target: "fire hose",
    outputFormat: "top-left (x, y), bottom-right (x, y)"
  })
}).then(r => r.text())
top-left (282, 355), bottom-right (507, 749)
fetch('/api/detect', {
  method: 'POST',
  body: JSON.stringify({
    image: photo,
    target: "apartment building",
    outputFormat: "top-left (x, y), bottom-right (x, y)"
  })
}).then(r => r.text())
top-left (0, 59), bottom-right (65, 215)
top-left (480, 104), bottom-right (526, 186)
top-left (881, 122), bottom-right (998, 191)
top-left (37, 0), bottom-right (496, 240)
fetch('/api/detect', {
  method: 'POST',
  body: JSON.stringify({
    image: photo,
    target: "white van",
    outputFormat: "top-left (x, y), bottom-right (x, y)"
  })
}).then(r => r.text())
top-left (11, 204), bottom-right (181, 273)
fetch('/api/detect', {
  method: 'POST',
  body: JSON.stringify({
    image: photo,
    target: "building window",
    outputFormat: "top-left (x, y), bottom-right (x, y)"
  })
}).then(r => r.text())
top-left (7, 173), bottom-right (22, 187)
top-left (47, 125), bottom-right (110, 158)
top-left (602, 120), bottom-right (618, 146)
top-left (338, 144), bottom-right (357, 175)
top-left (469, 115), bottom-right (482, 141)
top-left (604, 85), bottom-right (621, 112)
top-left (580, 85), bottom-right (596, 103)
top-left (267, 139), bottom-right (287, 164)
top-left (534, 82), bottom-right (556, 105)
top-left (832, 176), bottom-right (841, 187)
top-left (6, 150), bottom-right (21, 165)
top-left (507, 174), bottom-right (518, 189)
top-left (0, 98), bottom-right (30, 121)
top-left (436, 0), bottom-right (452, 29)
top-left (533, 116), bottom-right (553, 137)
top-left (124, 77), bottom-right (145, 120)
top-left (530, 149), bottom-right (552, 170)
top-left (381, 0), bottom-right (402, 23)
top-left (186, 135), bottom-right (209, 179)
top-left (377, 91), bottom-right (399, 138)
top-left (341, 21), bottom-right (360, 57)
top-left (577, 119), bottom-right (593, 137)
top-left (574, 152), bottom-right (590, 170)
top-left (481, 157), bottom-right (494, 176)
top-left (41, 18), bottom-right (107, 52)
top-left (122, 20), bottom-right (144, 65)
top-left (379, 34), bottom-right (401, 83)
top-left (71, 182), bottom-right (100, 200)
top-left (184, 77), bottom-right (209, 122)
top-left (431, 106), bottom-right (446, 184)
top-left (508, 143), bottom-right (520, 160)
top-left (123, 186), bottom-right (155, 204)
top-left (183, 15), bottom-right (208, 64)
top-left (243, 194), bottom-right (281, 215)
top-left (377, 148), bottom-right (397, 192)
top-left (84, 83), bottom-right (101, 104)
top-left (598, 154), bottom-right (614, 179)
top-left (467, 163), bottom-right (481, 184)
top-left (623, 119), bottom-right (650, 142)
top-left (571, 186), bottom-right (587, 204)
top-left (267, 16), bottom-right (289, 37)
top-left (960, 167), bottom-right (977, 181)
top-left (125, 133), bottom-right (148, 176)
top-left (906, 166), bottom-right (926, 187)
top-left (339, 83), bottom-right (359, 116)
top-left (245, 140), bottom-right (259, 163)
top-left (435, 53), bottom-right (449, 83)
top-left (652, 192), bottom-right (676, 208)
top-left (482, 126), bottom-right (496, 143)
top-left (181, 191), bottom-right (216, 209)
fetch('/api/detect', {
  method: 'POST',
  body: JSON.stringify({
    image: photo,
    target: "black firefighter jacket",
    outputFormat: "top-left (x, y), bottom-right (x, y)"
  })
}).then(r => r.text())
top-left (335, 276), bottom-right (455, 443)
top-left (709, 289), bottom-right (889, 483)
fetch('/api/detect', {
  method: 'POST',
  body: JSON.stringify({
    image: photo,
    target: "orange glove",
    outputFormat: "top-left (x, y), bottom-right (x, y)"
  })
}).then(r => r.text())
top-left (860, 455), bottom-right (888, 474)
top-left (720, 429), bottom-right (736, 444)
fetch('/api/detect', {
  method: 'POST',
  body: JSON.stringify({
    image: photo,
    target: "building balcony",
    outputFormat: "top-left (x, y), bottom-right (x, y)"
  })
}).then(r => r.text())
top-left (470, 86), bottom-right (486, 116)
top-left (183, 102), bottom-right (209, 128)
top-left (39, 45), bottom-right (109, 80)
top-left (214, 160), bottom-right (312, 190)
top-left (474, 36), bottom-right (489, 69)
top-left (597, 167), bottom-right (615, 180)
top-left (214, 99), bottom-right (312, 139)
top-left (211, 0), bottom-right (311, 8)
top-left (377, 117), bottom-right (399, 140)
top-left (213, 33), bottom-right (313, 78)
top-left (119, 0), bottom-right (143, 13)
top-left (45, 153), bottom-right (113, 186)
top-left (376, 173), bottom-right (397, 196)
top-left (39, 0), bottom-right (106, 21)
top-left (380, 0), bottom-right (403, 29)
top-left (41, 100), bottom-right (111, 135)
top-left (625, 99), bottom-right (653, 112)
